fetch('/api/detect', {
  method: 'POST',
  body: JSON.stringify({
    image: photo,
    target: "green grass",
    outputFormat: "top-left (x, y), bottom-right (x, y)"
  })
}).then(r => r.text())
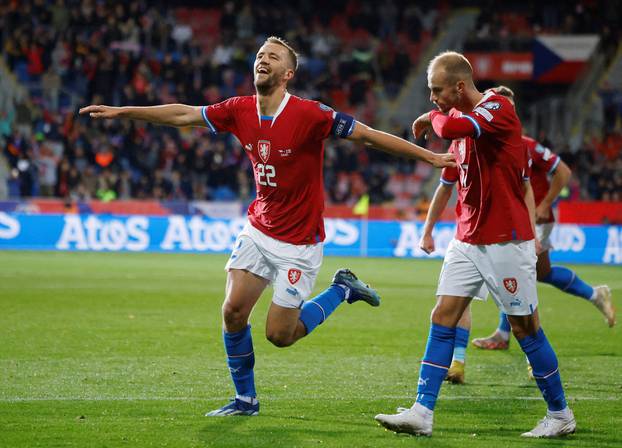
top-left (0, 251), bottom-right (621, 447)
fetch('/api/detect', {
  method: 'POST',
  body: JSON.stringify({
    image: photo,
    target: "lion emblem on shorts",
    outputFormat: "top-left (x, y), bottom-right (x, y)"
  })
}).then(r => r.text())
top-left (503, 277), bottom-right (518, 295)
top-left (288, 268), bottom-right (302, 285)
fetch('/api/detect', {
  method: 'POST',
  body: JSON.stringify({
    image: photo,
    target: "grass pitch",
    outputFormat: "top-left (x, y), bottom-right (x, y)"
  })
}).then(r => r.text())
top-left (0, 251), bottom-right (621, 447)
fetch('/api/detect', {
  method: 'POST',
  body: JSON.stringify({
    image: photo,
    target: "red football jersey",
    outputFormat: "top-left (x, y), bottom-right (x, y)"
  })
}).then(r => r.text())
top-left (523, 135), bottom-right (560, 224)
top-left (438, 92), bottom-right (533, 244)
top-left (202, 93), bottom-right (352, 245)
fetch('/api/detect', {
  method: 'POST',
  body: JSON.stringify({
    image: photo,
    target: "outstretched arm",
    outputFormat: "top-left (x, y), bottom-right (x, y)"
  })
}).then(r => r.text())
top-left (347, 121), bottom-right (455, 168)
top-left (78, 104), bottom-right (205, 127)
top-left (535, 160), bottom-right (571, 223)
top-left (420, 183), bottom-right (453, 254)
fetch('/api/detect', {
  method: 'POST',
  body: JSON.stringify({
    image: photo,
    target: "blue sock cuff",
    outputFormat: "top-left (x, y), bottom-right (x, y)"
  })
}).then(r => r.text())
top-left (517, 328), bottom-right (544, 353)
top-left (299, 285), bottom-right (345, 335)
top-left (328, 283), bottom-right (347, 301)
top-left (430, 323), bottom-right (456, 339)
top-left (224, 325), bottom-right (253, 356)
top-left (423, 323), bottom-right (456, 367)
top-left (454, 326), bottom-right (469, 348)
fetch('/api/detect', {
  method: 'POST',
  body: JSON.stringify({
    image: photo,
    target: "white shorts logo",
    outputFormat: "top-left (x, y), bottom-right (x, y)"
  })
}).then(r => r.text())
top-left (503, 277), bottom-right (518, 295)
top-left (288, 268), bottom-right (301, 285)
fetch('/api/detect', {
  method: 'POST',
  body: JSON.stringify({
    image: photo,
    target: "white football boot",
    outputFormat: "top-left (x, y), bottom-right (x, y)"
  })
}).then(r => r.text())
top-left (374, 403), bottom-right (433, 436)
top-left (592, 285), bottom-right (616, 327)
top-left (521, 409), bottom-right (576, 438)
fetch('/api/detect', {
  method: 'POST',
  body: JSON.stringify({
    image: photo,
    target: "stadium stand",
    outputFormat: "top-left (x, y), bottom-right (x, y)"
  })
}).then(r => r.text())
top-left (0, 0), bottom-right (620, 206)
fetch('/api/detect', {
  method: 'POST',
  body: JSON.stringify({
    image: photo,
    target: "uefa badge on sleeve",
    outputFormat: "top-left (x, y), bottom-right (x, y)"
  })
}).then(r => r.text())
top-left (288, 268), bottom-right (302, 285)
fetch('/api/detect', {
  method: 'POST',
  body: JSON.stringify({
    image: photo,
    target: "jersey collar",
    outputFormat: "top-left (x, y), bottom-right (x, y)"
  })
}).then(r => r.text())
top-left (473, 90), bottom-right (495, 110)
top-left (255, 91), bottom-right (291, 127)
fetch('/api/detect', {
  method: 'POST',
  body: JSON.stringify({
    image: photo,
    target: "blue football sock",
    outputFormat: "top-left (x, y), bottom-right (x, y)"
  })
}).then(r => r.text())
top-left (452, 326), bottom-right (469, 363)
top-left (416, 323), bottom-right (456, 411)
top-left (224, 325), bottom-right (256, 399)
top-left (498, 312), bottom-right (511, 333)
top-left (541, 266), bottom-right (594, 301)
top-left (517, 328), bottom-right (567, 412)
top-left (299, 284), bottom-right (346, 334)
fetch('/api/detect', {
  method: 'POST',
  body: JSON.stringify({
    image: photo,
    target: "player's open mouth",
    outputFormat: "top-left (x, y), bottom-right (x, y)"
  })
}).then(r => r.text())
top-left (256, 66), bottom-right (270, 74)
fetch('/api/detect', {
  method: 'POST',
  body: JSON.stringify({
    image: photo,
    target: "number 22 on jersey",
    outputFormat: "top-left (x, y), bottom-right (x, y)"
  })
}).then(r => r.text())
top-left (256, 163), bottom-right (277, 187)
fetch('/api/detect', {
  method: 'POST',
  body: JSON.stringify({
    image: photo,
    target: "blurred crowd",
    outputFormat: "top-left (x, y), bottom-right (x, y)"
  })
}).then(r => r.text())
top-left (0, 0), bottom-right (439, 205)
top-left (558, 133), bottom-right (622, 202)
top-left (0, 0), bottom-right (620, 205)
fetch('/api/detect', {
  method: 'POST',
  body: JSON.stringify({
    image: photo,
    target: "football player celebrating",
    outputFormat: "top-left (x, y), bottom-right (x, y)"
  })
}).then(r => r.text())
top-left (80, 36), bottom-right (454, 417)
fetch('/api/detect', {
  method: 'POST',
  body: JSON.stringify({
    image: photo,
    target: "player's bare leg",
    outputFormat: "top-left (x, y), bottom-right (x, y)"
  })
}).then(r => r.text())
top-left (265, 269), bottom-right (381, 347)
top-left (375, 295), bottom-right (471, 436)
top-left (265, 303), bottom-right (306, 347)
top-left (507, 311), bottom-right (576, 437)
top-left (223, 269), bottom-right (269, 332)
top-left (206, 269), bottom-right (269, 417)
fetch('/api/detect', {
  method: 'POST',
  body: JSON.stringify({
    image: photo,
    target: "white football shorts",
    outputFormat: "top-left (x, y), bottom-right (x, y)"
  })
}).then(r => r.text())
top-left (536, 222), bottom-right (554, 252)
top-left (436, 238), bottom-right (538, 316)
top-left (225, 222), bottom-right (323, 309)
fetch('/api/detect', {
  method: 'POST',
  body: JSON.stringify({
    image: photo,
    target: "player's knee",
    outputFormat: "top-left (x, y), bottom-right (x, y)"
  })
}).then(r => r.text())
top-left (266, 330), bottom-right (294, 348)
top-left (509, 320), bottom-right (538, 340)
top-left (222, 301), bottom-right (248, 328)
top-left (430, 304), bottom-right (459, 327)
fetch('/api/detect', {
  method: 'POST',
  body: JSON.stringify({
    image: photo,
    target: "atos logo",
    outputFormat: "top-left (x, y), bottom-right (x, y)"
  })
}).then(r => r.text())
top-left (0, 212), bottom-right (20, 239)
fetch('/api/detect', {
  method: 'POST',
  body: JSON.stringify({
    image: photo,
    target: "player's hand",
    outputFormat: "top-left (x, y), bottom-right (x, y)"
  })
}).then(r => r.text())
top-left (79, 105), bottom-right (121, 119)
top-left (412, 112), bottom-right (432, 139)
top-left (535, 238), bottom-right (543, 255)
top-left (420, 233), bottom-right (435, 254)
top-left (535, 203), bottom-right (550, 224)
top-left (430, 152), bottom-right (456, 168)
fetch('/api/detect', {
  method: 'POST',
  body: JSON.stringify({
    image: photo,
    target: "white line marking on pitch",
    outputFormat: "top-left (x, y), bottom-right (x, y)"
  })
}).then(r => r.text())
top-left (0, 395), bottom-right (618, 403)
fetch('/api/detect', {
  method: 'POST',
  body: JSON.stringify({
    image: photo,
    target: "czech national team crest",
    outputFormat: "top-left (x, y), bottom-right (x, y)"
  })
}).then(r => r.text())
top-left (258, 140), bottom-right (271, 163)
top-left (503, 277), bottom-right (518, 295)
top-left (288, 268), bottom-right (302, 285)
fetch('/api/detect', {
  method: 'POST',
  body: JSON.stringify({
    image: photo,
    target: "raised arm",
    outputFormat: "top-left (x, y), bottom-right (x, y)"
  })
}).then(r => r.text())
top-left (420, 182), bottom-right (453, 254)
top-left (535, 159), bottom-right (571, 223)
top-left (78, 104), bottom-right (206, 127)
top-left (347, 121), bottom-right (455, 168)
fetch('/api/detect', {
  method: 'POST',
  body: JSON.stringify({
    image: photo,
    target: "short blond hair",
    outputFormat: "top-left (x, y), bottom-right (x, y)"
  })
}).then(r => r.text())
top-left (490, 85), bottom-right (515, 100)
top-left (264, 36), bottom-right (298, 71)
top-left (428, 51), bottom-right (473, 84)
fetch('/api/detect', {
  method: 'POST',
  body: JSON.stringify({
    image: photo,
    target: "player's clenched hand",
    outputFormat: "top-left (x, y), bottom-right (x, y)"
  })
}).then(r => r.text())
top-left (412, 112), bottom-right (432, 139)
top-left (431, 152), bottom-right (456, 168)
top-left (420, 233), bottom-right (435, 254)
top-left (535, 203), bottom-right (550, 224)
top-left (79, 105), bottom-right (121, 119)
